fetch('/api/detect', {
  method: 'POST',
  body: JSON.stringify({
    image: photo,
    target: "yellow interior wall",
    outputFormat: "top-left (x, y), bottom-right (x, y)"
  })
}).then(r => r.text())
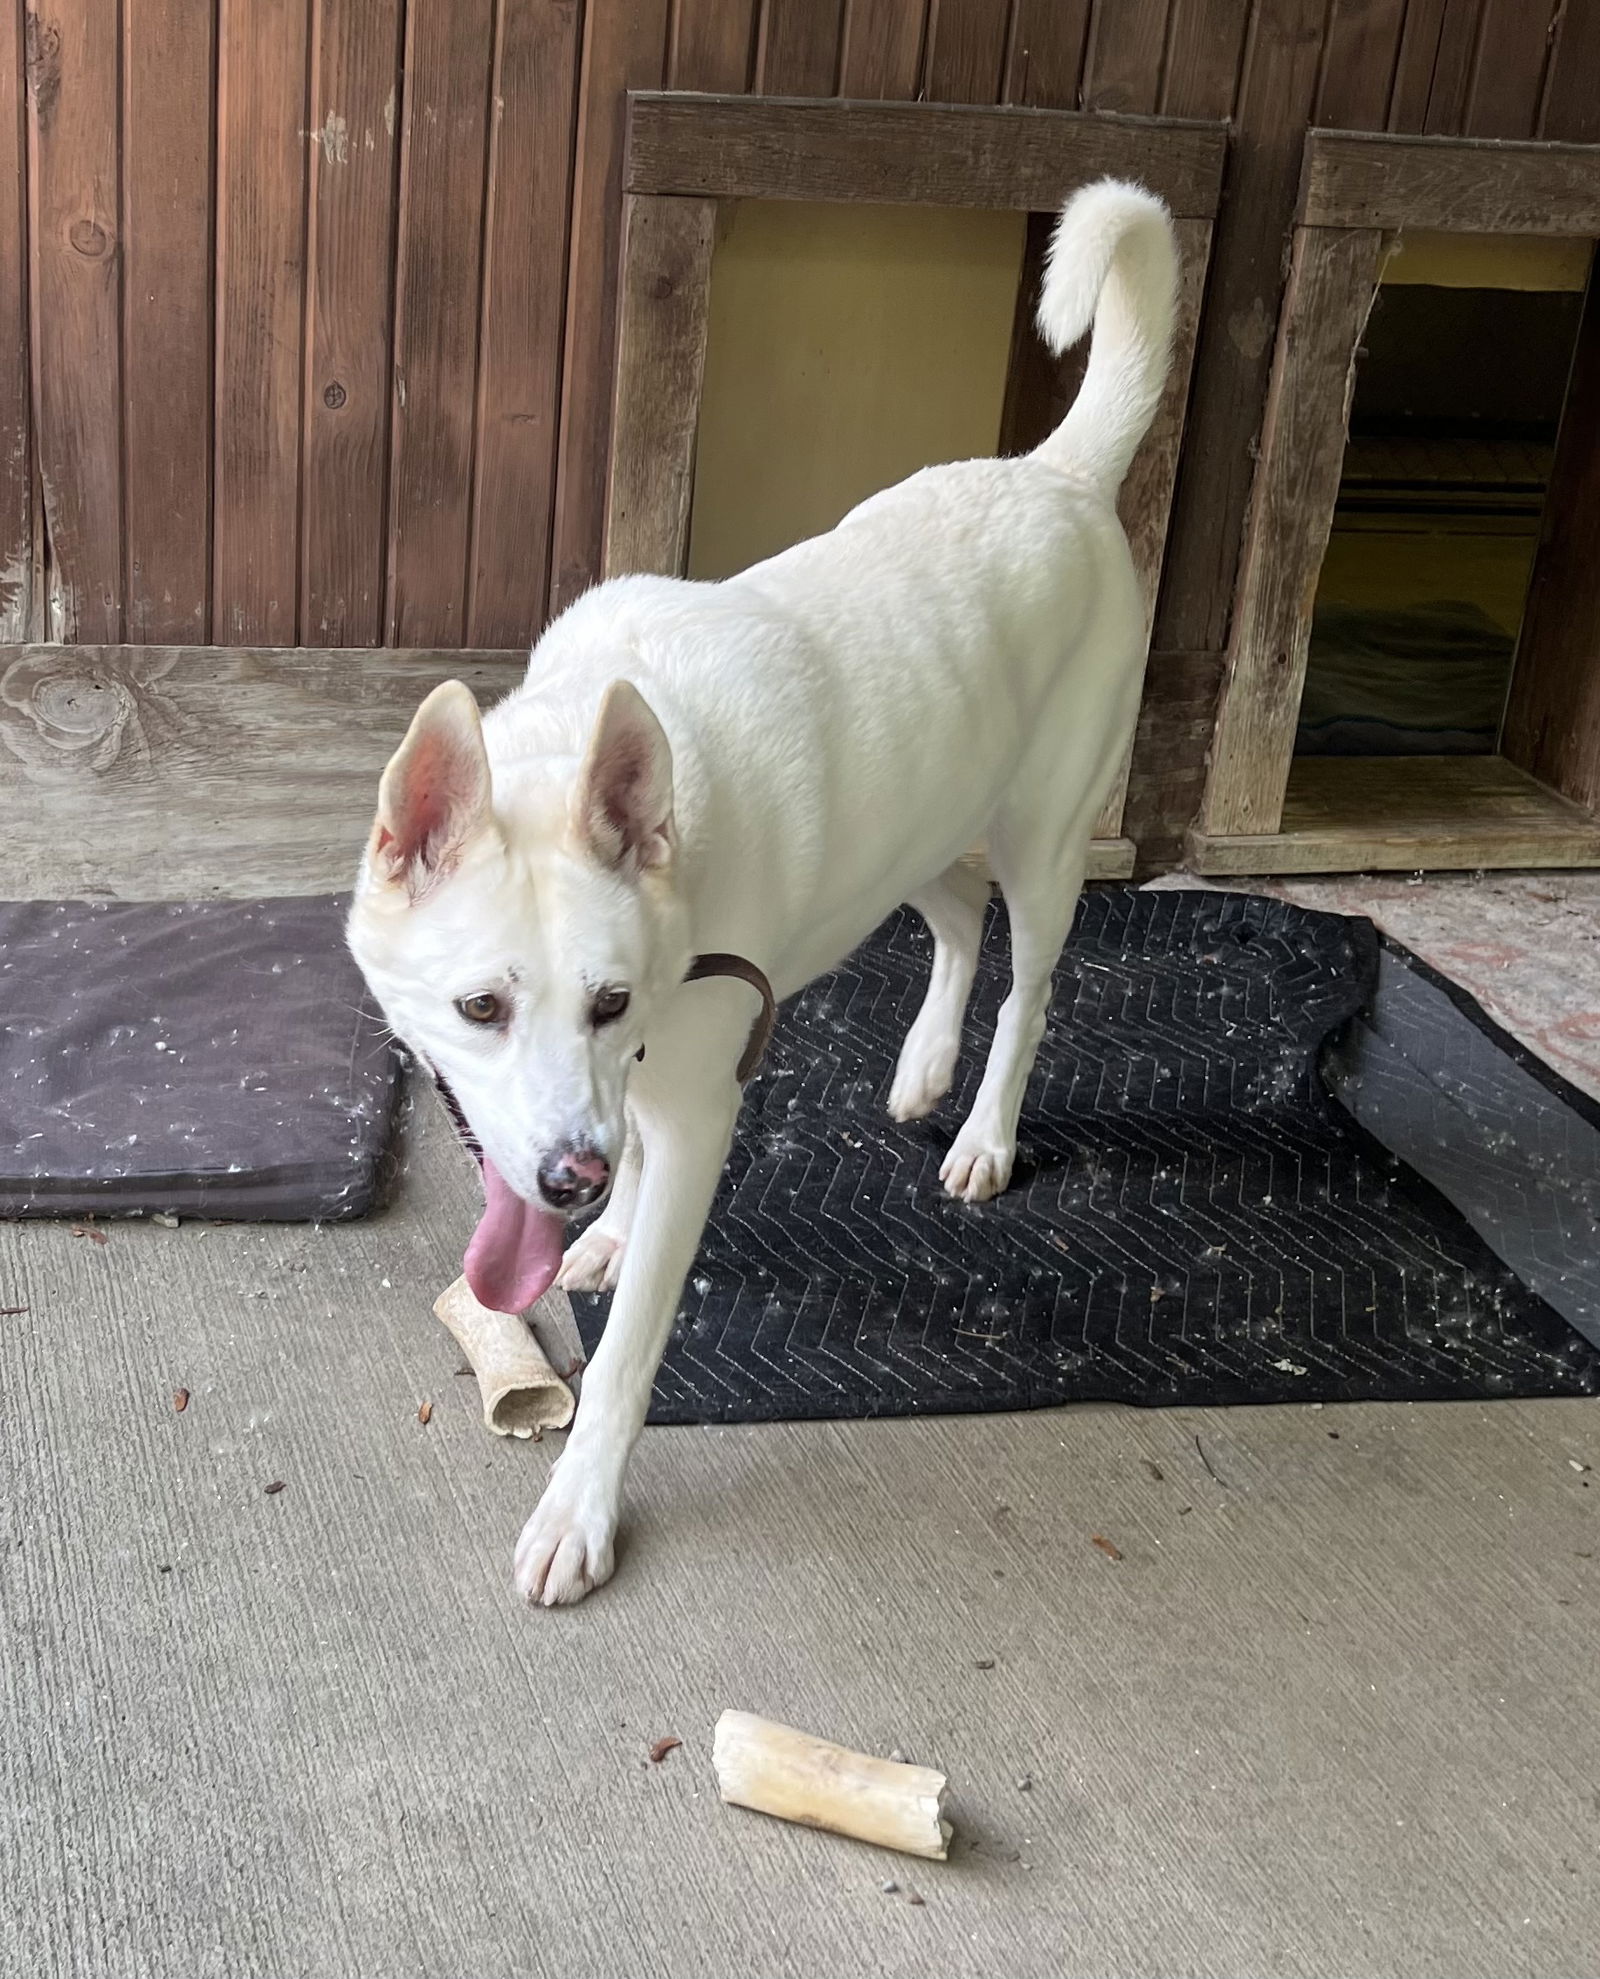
top-left (687, 201), bottom-right (1026, 582)
top-left (1382, 231), bottom-right (1593, 290)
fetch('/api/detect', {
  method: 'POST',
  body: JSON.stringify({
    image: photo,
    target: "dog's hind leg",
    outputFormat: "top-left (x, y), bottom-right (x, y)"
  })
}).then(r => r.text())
top-left (940, 816), bottom-right (1087, 1204)
top-left (556, 1111), bottom-right (641, 1294)
top-left (887, 857), bottom-right (991, 1123)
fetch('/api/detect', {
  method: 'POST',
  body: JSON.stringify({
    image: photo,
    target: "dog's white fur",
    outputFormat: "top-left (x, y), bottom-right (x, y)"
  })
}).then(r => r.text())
top-left (349, 180), bottom-right (1177, 1605)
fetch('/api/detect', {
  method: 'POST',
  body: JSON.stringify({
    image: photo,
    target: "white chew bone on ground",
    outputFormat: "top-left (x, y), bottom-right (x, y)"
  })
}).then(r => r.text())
top-left (434, 1275), bottom-right (575, 1439)
top-left (712, 1711), bottom-right (953, 1859)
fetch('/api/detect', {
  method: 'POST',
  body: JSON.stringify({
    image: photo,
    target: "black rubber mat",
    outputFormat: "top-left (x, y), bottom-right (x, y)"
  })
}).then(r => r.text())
top-left (569, 887), bottom-right (1600, 1423)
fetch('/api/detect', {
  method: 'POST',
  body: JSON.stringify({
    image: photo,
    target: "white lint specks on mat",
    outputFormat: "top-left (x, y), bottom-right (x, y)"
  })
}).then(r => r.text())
top-left (0, 896), bottom-right (404, 1221)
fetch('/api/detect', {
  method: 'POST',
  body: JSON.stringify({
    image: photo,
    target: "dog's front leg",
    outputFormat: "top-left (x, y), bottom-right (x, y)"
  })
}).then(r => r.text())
top-left (513, 1038), bottom-right (741, 1607)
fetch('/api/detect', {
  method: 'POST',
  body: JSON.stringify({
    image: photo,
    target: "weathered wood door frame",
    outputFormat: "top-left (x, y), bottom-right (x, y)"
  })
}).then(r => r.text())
top-left (603, 92), bottom-right (1228, 881)
top-left (1190, 129), bottom-right (1600, 875)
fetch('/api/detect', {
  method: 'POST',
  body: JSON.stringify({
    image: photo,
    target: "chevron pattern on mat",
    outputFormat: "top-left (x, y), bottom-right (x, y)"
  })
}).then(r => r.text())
top-left (570, 888), bottom-right (1600, 1423)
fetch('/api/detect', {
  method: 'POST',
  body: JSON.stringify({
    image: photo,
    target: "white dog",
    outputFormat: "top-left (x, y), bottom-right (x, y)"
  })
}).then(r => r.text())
top-left (348, 179), bottom-right (1176, 1605)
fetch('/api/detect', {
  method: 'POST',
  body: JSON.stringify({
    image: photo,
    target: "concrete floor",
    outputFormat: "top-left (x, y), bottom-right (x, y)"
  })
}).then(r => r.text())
top-left (4, 1087), bottom-right (1599, 1979)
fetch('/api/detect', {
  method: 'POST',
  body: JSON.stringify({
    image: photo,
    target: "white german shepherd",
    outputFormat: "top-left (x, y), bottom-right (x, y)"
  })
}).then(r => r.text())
top-left (348, 180), bottom-right (1176, 1605)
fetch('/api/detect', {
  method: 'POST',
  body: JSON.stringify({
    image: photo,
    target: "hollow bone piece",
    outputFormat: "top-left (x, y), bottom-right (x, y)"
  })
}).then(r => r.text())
top-left (713, 1711), bottom-right (952, 1860)
top-left (433, 1276), bottom-right (575, 1439)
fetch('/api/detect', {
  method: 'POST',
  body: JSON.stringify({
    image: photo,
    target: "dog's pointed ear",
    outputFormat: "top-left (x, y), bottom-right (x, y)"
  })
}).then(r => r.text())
top-left (574, 680), bottom-right (674, 875)
top-left (367, 680), bottom-right (491, 896)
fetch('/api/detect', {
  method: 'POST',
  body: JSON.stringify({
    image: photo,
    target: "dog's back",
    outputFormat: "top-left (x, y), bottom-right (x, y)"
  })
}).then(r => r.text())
top-left (502, 183), bottom-right (1179, 972)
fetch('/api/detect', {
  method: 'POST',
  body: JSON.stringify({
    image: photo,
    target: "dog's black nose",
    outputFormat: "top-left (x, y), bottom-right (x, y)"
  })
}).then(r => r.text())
top-left (536, 1149), bottom-right (611, 1211)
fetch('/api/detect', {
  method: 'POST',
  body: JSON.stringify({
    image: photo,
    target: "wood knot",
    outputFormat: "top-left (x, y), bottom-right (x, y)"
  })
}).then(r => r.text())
top-left (323, 381), bottom-right (347, 409)
top-left (0, 649), bottom-right (176, 773)
top-left (68, 217), bottom-right (110, 259)
top-left (650, 275), bottom-right (675, 301)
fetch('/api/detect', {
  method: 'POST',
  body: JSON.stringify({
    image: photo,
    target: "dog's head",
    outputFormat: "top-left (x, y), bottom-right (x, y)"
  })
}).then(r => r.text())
top-left (347, 677), bottom-right (689, 1312)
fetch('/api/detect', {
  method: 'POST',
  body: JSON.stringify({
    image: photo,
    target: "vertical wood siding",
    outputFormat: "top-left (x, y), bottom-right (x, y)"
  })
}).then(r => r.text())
top-left (3, 0), bottom-right (1595, 651)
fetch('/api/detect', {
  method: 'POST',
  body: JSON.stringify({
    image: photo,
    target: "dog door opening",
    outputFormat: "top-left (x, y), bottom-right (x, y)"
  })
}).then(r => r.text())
top-left (1296, 234), bottom-right (1591, 760)
top-left (686, 202), bottom-right (1025, 582)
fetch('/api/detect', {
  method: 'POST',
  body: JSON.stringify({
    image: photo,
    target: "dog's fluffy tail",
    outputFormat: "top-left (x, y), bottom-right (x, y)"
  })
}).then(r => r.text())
top-left (1031, 179), bottom-right (1178, 494)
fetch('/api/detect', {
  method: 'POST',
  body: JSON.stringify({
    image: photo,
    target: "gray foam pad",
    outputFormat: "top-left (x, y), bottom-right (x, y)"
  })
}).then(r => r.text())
top-left (0, 897), bottom-right (402, 1221)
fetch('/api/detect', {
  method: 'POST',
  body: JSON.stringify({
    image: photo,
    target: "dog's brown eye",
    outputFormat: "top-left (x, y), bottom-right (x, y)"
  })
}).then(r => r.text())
top-left (456, 992), bottom-right (504, 1026)
top-left (590, 986), bottom-right (630, 1027)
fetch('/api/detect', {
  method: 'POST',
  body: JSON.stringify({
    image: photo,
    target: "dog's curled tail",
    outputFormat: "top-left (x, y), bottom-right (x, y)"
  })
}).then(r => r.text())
top-left (1031, 179), bottom-right (1178, 494)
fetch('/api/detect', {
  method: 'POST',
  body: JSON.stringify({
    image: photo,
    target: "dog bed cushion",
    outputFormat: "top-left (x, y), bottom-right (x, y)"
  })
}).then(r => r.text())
top-left (0, 897), bottom-right (402, 1220)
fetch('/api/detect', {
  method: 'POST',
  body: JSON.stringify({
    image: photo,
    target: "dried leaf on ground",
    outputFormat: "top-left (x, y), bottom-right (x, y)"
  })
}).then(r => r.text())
top-left (264, 1480), bottom-right (286, 1496)
top-left (173, 1388), bottom-right (190, 1413)
top-left (648, 1736), bottom-right (682, 1764)
top-left (417, 1400), bottom-right (433, 1425)
top-left (1091, 1534), bottom-right (1124, 1561)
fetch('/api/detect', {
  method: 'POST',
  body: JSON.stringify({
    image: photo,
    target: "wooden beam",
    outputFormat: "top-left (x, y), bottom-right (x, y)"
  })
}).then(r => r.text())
top-left (1002, 213), bottom-right (1213, 840)
top-left (1087, 838), bottom-right (1137, 880)
top-left (1091, 214), bottom-right (1212, 836)
top-left (1188, 755), bottom-right (1600, 875)
top-left (603, 195), bottom-right (719, 580)
top-left (624, 93), bottom-right (1228, 217)
top-left (1501, 249), bottom-right (1600, 813)
top-left (1300, 130), bottom-right (1600, 234)
top-left (0, 645), bottom-right (526, 901)
top-left (1194, 224), bottom-right (1387, 840)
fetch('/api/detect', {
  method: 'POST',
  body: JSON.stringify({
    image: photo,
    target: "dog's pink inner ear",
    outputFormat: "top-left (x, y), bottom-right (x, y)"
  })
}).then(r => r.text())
top-left (578, 682), bottom-right (673, 874)
top-left (373, 681), bottom-right (490, 891)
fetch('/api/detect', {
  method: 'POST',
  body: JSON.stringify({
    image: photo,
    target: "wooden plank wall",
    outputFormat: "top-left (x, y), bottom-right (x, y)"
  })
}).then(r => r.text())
top-left (4, 1), bottom-right (1598, 858)
top-left (8, 0), bottom-right (584, 650)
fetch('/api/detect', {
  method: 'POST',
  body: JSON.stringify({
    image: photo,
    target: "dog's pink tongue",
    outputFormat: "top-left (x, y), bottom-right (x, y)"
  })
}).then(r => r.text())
top-left (463, 1157), bottom-right (565, 1314)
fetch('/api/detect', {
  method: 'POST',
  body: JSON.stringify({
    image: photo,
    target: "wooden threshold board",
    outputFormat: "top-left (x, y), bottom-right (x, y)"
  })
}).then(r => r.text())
top-left (1186, 754), bottom-right (1600, 875)
top-left (0, 645), bottom-right (1139, 899)
top-left (1088, 838), bottom-right (1137, 881)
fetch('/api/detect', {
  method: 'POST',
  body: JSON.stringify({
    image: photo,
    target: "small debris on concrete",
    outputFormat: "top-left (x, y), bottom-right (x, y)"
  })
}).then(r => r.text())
top-left (70, 1226), bottom-right (109, 1247)
top-left (1570, 1459), bottom-right (1591, 1474)
top-left (1140, 1458), bottom-right (1164, 1482)
top-left (264, 1480), bottom-right (286, 1496)
top-left (173, 1388), bottom-right (190, 1413)
top-left (889, 1748), bottom-right (907, 1763)
top-left (974, 1657), bottom-right (995, 1671)
top-left (880, 1879), bottom-right (899, 1894)
top-left (1091, 1534), bottom-right (1124, 1561)
top-left (1, 1305), bottom-right (29, 1317)
top-left (152, 1213), bottom-right (180, 1229)
top-left (417, 1400), bottom-right (433, 1425)
top-left (1017, 1773), bottom-right (1033, 1792)
top-left (648, 1736), bottom-right (682, 1764)
top-left (1194, 1433), bottom-right (1227, 1486)
top-left (906, 1890), bottom-right (925, 1907)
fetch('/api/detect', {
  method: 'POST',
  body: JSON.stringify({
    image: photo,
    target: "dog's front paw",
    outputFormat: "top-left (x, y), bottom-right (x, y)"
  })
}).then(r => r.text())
top-left (940, 1129), bottom-right (1014, 1203)
top-left (888, 1029), bottom-right (959, 1123)
top-left (555, 1224), bottom-right (625, 1293)
top-left (513, 1473), bottom-right (618, 1607)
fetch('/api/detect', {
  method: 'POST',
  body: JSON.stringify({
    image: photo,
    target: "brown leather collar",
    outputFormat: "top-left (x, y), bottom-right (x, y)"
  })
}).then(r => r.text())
top-left (684, 952), bottom-right (777, 1083)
